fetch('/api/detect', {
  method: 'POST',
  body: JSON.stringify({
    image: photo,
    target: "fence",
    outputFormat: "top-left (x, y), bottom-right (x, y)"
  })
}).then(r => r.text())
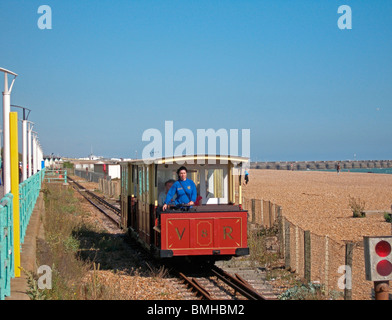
top-left (98, 178), bottom-right (121, 199)
top-left (242, 197), bottom-right (281, 228)
top-left (243, 195), bottom-right (373, 300)
top-left (44, 169), bottom-right (67, 184)
top-left (20, 169), bottom-right (46, 243)
top-left (0, 169), bottom-right (45, 300)
top-left (74, 169), bottom-right (105, 183)
top-left (0, 194), bottom-right (14, 300)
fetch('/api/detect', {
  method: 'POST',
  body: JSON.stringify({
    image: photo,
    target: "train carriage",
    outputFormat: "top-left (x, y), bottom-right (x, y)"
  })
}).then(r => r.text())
top-left (120, 155), bottom-right (249, 261)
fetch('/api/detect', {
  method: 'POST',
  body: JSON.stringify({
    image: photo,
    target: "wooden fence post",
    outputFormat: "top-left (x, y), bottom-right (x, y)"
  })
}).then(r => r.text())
top-left (272, 203), bottom-right (276, 225)
top-left (304, 230), bottom-right (311, 283)
top-left (325, 235), bottom-right (329, 296)
top-left (284, 220), bottom-right (291, 269)
top-left (295, 226), bottom-right (299, 273)
top-left (277, 206), bottom-right (283, 259)
top-left (344, 242), bottom-right (354, 300)
top-left (251, 199), bottom-right (256, 224)
top-left (268, 201), bottom-right (272, 228)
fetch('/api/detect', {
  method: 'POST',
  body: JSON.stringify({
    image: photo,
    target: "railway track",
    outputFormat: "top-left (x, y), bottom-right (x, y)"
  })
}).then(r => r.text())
top-left (67, 176), bottom-right (279, 300)
top-left (68, 176), bottom-right (121, 228)
top-left (175, 264), bottom-right (277, 300)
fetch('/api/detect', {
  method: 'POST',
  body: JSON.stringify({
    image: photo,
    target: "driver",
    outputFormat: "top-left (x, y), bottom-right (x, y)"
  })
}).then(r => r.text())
top-left (162, 166), bottom-right (197, 211)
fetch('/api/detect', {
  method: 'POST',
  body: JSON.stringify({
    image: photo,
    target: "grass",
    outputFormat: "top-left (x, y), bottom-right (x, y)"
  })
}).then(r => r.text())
top-left (35, 183), bottom-right (177, 300)
top-left (36, 184), bottom-right (128, 299)
top-left (247, 227), bottom-right (281, 269)
top-left (348, 196), bottom-right (366, 218)
top-left (37, 184), bottom-right (96, 299)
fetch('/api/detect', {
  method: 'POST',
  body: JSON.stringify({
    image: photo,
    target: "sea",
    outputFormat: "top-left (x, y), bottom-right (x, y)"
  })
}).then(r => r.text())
top-left (309, 168), bottom-right (392, 175)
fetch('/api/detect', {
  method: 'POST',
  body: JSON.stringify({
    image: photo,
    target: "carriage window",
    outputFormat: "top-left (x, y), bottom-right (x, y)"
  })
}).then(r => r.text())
top-left (157, 169), bottom-right (176, 193)
top-left (205, 169), bottom-right (225, 202)
top-left (121, 166), bottom-right (128, 194)
top-left (133, 166), bottom-right (137, 196)
top-left (157, 169), bottom-right (177, 206)
top-left (156, 168), bottom-right (200, 206)
top-left (206, 169), bottom-right (223, 199)
top-left (146, 167), bottom-right (149, 193)
top-left (188, 169), bottom-right (200, 191)
top-left (139, 168), bottom-right (142, 196)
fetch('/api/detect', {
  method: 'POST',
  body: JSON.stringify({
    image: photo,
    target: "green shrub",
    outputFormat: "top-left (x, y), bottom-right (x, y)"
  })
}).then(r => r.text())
top-left (62, 161), bottom-right (74, 169)
top-left (278, 282), bottom-right (343, 300)
top-left (348, 196), bottom-right (366, 218)
top-left (384, 212), bottom-right (392, 223)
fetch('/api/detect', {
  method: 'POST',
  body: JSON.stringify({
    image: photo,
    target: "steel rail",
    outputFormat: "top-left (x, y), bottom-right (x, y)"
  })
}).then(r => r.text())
top-left (211, 265), bottom-right (271, 300)
top-left (68, 176), bottom-right (121, 227)
top-left (68, 176), bottom-right (120, 213)
top-left (85, 188), bottom-right (120, 215)
top-left (178, 272), bottom-right (214, 300)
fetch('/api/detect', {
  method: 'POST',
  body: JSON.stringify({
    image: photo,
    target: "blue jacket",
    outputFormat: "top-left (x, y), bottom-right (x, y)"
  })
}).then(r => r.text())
top-left (164, 179), bottom-right (197, 206)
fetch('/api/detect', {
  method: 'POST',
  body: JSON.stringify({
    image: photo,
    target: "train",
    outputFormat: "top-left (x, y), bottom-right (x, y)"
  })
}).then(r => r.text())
top-left (120, 155), bottom-right (250, 263)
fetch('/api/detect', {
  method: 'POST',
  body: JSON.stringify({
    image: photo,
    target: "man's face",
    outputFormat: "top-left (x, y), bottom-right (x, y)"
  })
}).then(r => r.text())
top-left (165, 182), bottom-right (173, 192)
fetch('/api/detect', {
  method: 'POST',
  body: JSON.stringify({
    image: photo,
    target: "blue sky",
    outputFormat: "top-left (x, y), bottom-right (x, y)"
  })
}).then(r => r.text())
top-left (0, 0), bottom-right (391, 161)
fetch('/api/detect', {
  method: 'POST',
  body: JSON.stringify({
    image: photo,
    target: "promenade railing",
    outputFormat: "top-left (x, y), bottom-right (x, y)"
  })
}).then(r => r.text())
top-left (19, 169), bottom-right (46, 243)
top-left (44, 169), bottom-right (67, 184)
top-left (0, 169), bottom-right (45, 300)
top-left (0, 194), bottom-right (14, 300)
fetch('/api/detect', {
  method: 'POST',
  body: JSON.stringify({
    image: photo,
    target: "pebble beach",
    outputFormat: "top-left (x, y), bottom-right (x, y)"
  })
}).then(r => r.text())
top-left (243, 169), bottom-right (392, 242)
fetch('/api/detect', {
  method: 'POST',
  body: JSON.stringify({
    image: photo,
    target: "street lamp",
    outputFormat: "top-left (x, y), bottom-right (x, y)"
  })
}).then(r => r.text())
top-left (32, 131), bottom-right (37, 175)
top-left (11, 105), bottom-right (32, 181)
top-left (31, 131), bottom-right (42, 174)
top-left (27, 122), bottom-right (34, 177)
top-left (1, 67), bottom-right (18, 194)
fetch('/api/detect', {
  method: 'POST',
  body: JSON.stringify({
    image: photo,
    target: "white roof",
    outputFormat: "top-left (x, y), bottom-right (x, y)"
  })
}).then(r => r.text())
top-left (127, 154), bottom-right (249, 165)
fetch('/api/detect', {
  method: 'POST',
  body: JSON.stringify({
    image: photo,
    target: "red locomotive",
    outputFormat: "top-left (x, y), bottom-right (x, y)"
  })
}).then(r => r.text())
top-left (120, 155), bottom-right (249, 262)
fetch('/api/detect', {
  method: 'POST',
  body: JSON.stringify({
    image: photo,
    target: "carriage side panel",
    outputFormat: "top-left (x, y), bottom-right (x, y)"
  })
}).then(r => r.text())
top-left (160, 211), bottom-right (248, 257)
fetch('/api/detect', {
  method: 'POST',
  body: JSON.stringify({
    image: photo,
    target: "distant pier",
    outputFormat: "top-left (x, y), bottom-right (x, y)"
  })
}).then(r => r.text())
top-left (250, 160), bottom-right (392, 170)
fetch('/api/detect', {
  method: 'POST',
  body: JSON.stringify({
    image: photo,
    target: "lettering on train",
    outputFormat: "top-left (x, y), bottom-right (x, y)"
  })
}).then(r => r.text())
top-left (175, 227), bottom-right (186, 240)
top-left (223, 226), bottom-right (233, 239)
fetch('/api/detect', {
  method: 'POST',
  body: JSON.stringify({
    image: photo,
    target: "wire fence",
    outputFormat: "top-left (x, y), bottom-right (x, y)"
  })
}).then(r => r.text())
top-left (243, 195), bottom-right (374, 300)
top-left (74, 169), bottom-right (106, 183)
